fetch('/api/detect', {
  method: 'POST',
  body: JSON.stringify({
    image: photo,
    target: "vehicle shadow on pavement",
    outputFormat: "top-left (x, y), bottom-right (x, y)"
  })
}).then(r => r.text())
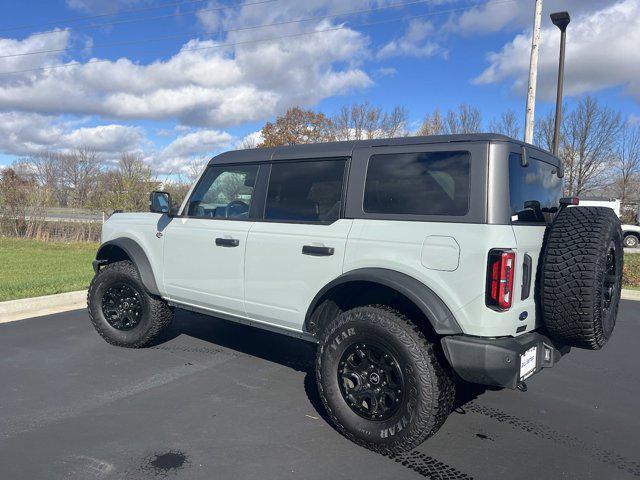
top-left (147, 309), bottom-right (518, 479)
top-left (153, 308), bottom-right (490, 425)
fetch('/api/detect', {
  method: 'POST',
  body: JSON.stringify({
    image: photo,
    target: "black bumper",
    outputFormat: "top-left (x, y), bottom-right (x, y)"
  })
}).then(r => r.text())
top-left (441, 332), bottom-right (570, 389)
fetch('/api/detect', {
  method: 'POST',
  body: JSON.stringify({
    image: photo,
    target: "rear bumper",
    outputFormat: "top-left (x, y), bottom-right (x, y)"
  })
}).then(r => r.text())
top-left (441, 332), bottom-right (570, 389)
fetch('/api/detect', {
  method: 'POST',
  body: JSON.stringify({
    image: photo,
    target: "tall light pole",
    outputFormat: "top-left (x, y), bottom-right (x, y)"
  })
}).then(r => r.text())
top-left (551, 11), bottom-right (570, 156)
top-left (524, 0), bottom-right (543, 144)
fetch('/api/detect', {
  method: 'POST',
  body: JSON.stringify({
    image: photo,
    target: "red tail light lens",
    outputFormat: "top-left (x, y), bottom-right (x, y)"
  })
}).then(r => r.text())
top-left (486, 249), bottom-right (516, 311)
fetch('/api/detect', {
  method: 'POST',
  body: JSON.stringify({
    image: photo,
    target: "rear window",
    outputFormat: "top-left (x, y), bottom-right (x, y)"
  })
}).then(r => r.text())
top-left (363, 151), bottom-right (470, 216)
top-left (509, 153), bottom-right (562, 223)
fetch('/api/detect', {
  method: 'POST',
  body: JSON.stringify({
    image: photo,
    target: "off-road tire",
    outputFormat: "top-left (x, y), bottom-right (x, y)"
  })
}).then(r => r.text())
top-left (541, 207), bottom-right (623, 350)
top-left (316, 305), bottom-right (454, 454)
top-left (87, 260), bottom-right (173, 348)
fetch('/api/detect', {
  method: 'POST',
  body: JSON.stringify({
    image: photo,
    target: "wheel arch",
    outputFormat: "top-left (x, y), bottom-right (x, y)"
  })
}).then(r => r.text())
top-left (95, 238), bottom-right (160, 295)
top-left (304, 268), bottom-right (462, 337)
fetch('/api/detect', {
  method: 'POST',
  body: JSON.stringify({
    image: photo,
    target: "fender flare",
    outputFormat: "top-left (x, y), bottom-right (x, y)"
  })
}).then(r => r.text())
top-left (305, 268), bottom-right (462, 335)
top-left (96, 238), bottom-right (160, 296)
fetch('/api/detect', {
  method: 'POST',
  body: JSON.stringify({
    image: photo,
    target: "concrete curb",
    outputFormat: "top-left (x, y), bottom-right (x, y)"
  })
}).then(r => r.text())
top-left (0, 290), bottom-right (87, 324)
top-left (0, 287), bottom-right (638, 325)
top-left (621, 289), bottom-right (640, 301)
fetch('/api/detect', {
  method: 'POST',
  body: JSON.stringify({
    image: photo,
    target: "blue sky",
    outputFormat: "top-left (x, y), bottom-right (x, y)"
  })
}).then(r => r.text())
top-left (0, 0), bottom-right (639, 174)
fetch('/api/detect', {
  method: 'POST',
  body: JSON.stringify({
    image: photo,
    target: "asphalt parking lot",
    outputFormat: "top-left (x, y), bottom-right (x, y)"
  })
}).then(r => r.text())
top-left (1, 301), bottom-right (639, 480)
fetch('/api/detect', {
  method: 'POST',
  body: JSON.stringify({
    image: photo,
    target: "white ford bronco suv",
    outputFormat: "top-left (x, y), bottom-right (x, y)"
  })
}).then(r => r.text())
top-left (88, 134), bottom-right (624, 453)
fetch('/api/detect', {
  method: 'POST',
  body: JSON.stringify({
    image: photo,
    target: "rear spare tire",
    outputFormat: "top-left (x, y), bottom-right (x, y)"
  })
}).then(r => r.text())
top-left (541, 206), bottom-right (623, 350)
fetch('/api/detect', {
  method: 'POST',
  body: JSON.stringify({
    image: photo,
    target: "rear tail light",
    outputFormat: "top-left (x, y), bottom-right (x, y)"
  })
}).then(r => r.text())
top-left (486, 249), bottom-right (516, 311)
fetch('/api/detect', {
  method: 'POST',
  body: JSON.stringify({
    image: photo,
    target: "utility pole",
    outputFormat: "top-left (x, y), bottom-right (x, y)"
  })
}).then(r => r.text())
top-left (551, 11), bottom-right (570, 157)
top-left (524, 0), bottom-right (543, 144)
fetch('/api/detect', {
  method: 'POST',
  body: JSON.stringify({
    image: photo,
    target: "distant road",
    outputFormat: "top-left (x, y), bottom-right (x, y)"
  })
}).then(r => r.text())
top-left (23, 208), bottom-right (103, 223)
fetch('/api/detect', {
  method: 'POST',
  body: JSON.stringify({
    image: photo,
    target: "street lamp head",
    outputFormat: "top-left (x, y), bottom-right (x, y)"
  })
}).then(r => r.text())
top-left (550, 11), bottom-right (570, 31)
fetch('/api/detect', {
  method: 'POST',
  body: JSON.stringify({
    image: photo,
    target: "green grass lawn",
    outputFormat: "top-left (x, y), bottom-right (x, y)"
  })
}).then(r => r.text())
top-left (0, 237), bottom-right (638, 303)
top-left (624, 252), bottom-right (640, 290)
top-left (0, 237), bottom-right (97, 302)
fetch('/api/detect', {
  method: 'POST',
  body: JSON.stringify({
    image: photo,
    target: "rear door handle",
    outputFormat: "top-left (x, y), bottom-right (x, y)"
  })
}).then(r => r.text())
top-left (302, 245), bottom-right (334, 256)
top-left (215, 237), bottom-right (239, 247)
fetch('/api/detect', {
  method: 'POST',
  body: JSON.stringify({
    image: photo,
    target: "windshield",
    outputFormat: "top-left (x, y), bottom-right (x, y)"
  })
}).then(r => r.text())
top-left (509, 153), bottom-right (562, 224)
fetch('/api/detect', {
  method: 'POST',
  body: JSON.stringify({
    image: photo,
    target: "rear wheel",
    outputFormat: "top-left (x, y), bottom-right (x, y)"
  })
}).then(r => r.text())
top-left (624, 233), bottom-right (639, 248)
top-left (87, 260), bottom-right (173, 348)
top-left (541, 207), bottom-right (623, 350)
top-left (316, 306), bottom-right (454, 454)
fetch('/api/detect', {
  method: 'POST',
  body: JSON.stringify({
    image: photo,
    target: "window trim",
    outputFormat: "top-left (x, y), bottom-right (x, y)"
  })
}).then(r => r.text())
top-left (259, 157), bottom-right (350, 225)
top-left (182, 162), bottom-right (262, 221)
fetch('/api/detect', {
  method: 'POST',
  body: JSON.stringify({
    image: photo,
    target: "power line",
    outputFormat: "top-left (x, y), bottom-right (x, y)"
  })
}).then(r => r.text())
top-left (0, 0), bottom-right (517, 76)
top-left (9, 0), bottom-right (281, 40)
top-left (0, 0), bottom-right (209, 34)
top-left (0, 0), bottom-right (446, 59)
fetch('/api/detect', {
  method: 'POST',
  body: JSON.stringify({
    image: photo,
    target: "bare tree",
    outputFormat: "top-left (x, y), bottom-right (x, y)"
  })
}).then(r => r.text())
top-left (534, 110), bottom-right (556, 152)
top-left (445, 104), bottom-right (482, 134)
top-left (417, 108), bottom-right (446, 135)
top-left (27, 151), bottom-right (67, 207)
top-left (333, 102), bottom-right (407, 140)
top-left (615, 122), bottom-right (640, 209)
top-left (185, 158), bottom-right (207, 183)
top-left (92, 152), bottom-right (158, 212)
top-left (62, 148), bottom-right (103, 208)
top-left (561, 96), bottom-right (621, 196)
top-left (418, 105), bottom-right (482, 135)
top-left (489, 110), bottom-right (521, 139)
top-left (381, 105), bottom-right (408, 138)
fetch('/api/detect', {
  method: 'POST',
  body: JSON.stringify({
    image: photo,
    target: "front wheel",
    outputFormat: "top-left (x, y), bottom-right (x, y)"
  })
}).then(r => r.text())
top-left (316, 306), bottom-right (454, 454)
top-left (87, 260), bottom-right (173, 348)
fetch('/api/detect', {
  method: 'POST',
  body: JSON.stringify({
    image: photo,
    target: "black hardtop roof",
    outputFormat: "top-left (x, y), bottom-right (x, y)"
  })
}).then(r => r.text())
top-left (208, 133), bottom-right (559, 165)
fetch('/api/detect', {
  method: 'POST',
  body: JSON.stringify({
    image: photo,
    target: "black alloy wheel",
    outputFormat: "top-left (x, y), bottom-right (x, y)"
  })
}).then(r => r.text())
top-left (101, 282), bottom-right (143, 331)
top-left (337, 342), bottom-right (405, 421)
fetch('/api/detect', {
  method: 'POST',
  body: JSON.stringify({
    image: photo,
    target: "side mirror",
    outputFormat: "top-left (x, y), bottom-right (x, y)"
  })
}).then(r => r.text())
top-left (149, 191), bottom-right (172, 214)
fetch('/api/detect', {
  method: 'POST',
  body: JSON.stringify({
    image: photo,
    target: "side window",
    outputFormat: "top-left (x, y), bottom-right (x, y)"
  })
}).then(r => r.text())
top-left (265, 159), bottom-right (346, 223)
top-left (187, 165), bottom-right (258, 219)
top-left (363, 151), bottom-right (470, 216)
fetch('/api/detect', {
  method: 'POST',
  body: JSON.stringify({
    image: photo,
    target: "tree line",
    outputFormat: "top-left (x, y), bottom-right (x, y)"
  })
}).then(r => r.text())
top-left (1, 95), bottom-right (639, 231)
top-left (255, 97), bottom-right (639, 211)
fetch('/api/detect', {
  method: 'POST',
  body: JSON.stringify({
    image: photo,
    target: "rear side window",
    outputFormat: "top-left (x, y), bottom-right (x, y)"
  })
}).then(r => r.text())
top-left (265, 159), bottom-right (346, 223)
top-left (509, 153), bottom-right (562, 223)
top-left (363, 151), bottom-right (470, 216)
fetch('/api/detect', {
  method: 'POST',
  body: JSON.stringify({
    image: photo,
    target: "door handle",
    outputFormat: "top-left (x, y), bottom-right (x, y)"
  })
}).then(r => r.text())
top-left (302, 245), bottom-right (334, 256)
top-left (215, 237), bottom-right (239, 247)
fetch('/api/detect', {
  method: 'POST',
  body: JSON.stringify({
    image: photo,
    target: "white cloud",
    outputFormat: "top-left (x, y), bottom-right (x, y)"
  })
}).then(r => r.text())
top-left (473, 0), bottom-right (640, 101)
top-left (151, 128), bottom-right (235, 173)
top-left (0, 15), bottom-right (370, 128)
top-left (236, 130), bottom-right (263, 149)
top-left (377, 19), bottom-right (442, 59)
top-left (66, 0), bottom-right (148, 14)
top-left (161, 129), bottom-right (234, 160)
top-left (0, 29), bottom-right (69, 73)
top-left (447, 0), bottom-right (620, 37)
top-left (62, 124), bottom-right (146, 152)
top-left (0, 112), bottom-right (146, 157)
